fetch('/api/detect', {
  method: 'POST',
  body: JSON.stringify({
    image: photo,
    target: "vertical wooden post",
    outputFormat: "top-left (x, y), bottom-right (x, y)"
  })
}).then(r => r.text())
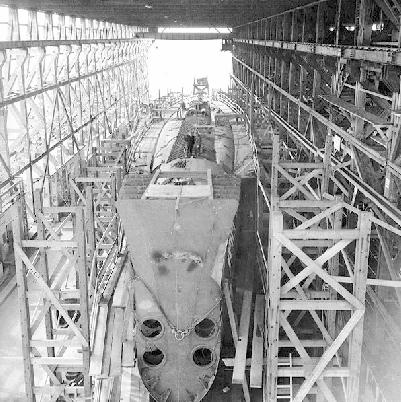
top-left (249, 77), bottom-right (254, 137)
top-left (222, 280), bottom-right (250, 401)
top-left (0, 51), bottom-right (10, 178)
top-left (271, 133), bottom-right (280, 209)
top-left (12, 203), bottom-right (35, 402)
top-left (75, 207), bottom-right (91, 398)
top-left (86, 186), bottom-right (96, 269)
top-left (33, 190), bottom-right (55, 358)
top-left (357, 0), bottom-right (373, 46)
top-left (335, 0), bottom-right (342, 45)
top-left (298, 9), bottom-right (306, 131)
top-left (266, 211), bottom-right (283, 401)
top-left (347, 211), bottom-right (372, 401)
top-left (322, 133), bottom-right (333, 195)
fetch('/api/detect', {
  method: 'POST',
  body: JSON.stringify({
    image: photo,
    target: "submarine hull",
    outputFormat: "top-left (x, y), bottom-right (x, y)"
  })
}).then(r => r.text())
top-left (117, 197), bottom-right (238, 402)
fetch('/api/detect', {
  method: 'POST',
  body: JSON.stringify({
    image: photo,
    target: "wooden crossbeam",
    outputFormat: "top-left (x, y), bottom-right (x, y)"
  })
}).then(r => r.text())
top-left (294, 203), bottom-right (344, 230)
top-left (14, 243), bottom-right (88, 346)
top-left (69, 178), bottom-right (86, 205)
top-left (30, 339), bottom-right (82, 347)
top-left (282, 229), bottom-right (359, 240)
top-left (278, 314), bottom-right (336, 401)
top-left (31, 357), bottom-right (83, 366)
top-left (278, 200), bottom-right (340, 208)
top-left (280, 300), bottom-right (353, 310)
top-left (276, 165), bottom-right (318, 201)
top-left (280, 257), bottom-right (336, 349)
top-left (293, 309), bottom-right (364, 401)
top-left (277, 234), bottom-right (362, 309)
top-left (21, 240), bottom-right (78, 248)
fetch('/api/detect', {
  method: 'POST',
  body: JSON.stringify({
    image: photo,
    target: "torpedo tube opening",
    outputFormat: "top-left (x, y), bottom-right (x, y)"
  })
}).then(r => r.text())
top-left (194, 318), bottom-right (216, 338)
top-left (140, 318), bottom-right (164, 339)
top-left (143, 347), bottom-right (166, 366)
top-left (192, 347), bottom-right (214, 367)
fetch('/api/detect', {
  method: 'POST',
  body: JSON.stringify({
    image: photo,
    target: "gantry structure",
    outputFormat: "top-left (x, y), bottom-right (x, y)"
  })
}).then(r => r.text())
top-left (0, 0), bottom-right (401, 401)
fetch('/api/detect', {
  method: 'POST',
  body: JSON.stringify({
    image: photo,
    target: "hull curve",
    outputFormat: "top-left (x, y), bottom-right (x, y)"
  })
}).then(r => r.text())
top-left (117, 196), bottom-right (238, 401)
top-left (117, 100), bottom-right (241, 401)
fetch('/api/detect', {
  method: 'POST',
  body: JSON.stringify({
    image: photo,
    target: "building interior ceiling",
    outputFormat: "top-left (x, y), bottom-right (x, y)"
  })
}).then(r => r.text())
top-left (1, 0), bottom-right (315, 27)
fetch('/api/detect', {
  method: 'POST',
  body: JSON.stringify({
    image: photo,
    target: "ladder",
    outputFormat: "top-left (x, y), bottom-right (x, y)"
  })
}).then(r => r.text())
top-left (277, 354), bottom-right (293, 401)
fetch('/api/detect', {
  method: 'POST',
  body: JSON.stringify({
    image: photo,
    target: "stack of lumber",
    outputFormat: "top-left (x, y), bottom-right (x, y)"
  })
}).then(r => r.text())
top-left (90, 262), bottom-right (149, 401)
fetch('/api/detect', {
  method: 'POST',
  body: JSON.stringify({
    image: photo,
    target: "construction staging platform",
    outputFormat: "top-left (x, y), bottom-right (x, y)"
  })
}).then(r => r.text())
top-left (0, 91), bottom-right (399, 402)
top-left (2, 0), bottom-right (401, 400)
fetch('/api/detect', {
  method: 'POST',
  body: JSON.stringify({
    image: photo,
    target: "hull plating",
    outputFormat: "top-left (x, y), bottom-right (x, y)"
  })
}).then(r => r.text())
top-left (117, 198), bottom-right (238, 401)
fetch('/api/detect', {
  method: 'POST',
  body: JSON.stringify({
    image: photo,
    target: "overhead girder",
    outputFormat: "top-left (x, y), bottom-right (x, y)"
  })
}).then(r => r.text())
top-left (0, 0), bottom-right (316, 27)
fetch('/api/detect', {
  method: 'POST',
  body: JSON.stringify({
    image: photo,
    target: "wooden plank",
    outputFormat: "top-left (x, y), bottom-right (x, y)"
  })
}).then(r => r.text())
top-left (75, 177), bottom-right (112, 183)
top-left (33, 385), bottom-right (85, 394)
top-left (279, 162), bottom-right (325, 169)
top-left (282, 229), bottom-right (359, 240)
top-left (102, 308), bottom-right (115, 376)
top-left (103, 253), bottom-right (127, 302)
top-left (250, 294), bottom-right (264, 388)
top-left (192, 124), bottom-right (215, 128)
top-left (143, 184), bottom-right (211, 199)
top-left (279, 367), bottom-right (350, 377)
top-left (42, 206), bottom-right (80, 214)
top-left (99, 378), bottom-right (113, 402)
top-left (112, 268), bottom-right (129, 308)
top-left (232, 290), bottom-right (253, 384)
top-left (21, 240), bottom-right (78, 248)
top-left (122, 341), bottom-right (135, 368)
top-left (31, 357), bottom-right (83, 366)
top-left (122, 289), bottom-right (135, 367)
top-left (223, 355), bottom-right (335, 367)
top-left (110, 375), bottom-right (122, 402)
top-left (280, 300), bottom-right (353, 310)
top-left (109, 308), bottom-right (124, 376)
top-left (222, 281), bottom-right (250, 401)
top-left (120, 366), bottom-right (149, 401)
top-left (157, 170), bottom-right (207, 178)
top-left (90, 304), bottom-right (109, 376)
top-left (31, 339), bottom-right (81, 347)
top-left (278, 200), bottom-right (339, 208)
